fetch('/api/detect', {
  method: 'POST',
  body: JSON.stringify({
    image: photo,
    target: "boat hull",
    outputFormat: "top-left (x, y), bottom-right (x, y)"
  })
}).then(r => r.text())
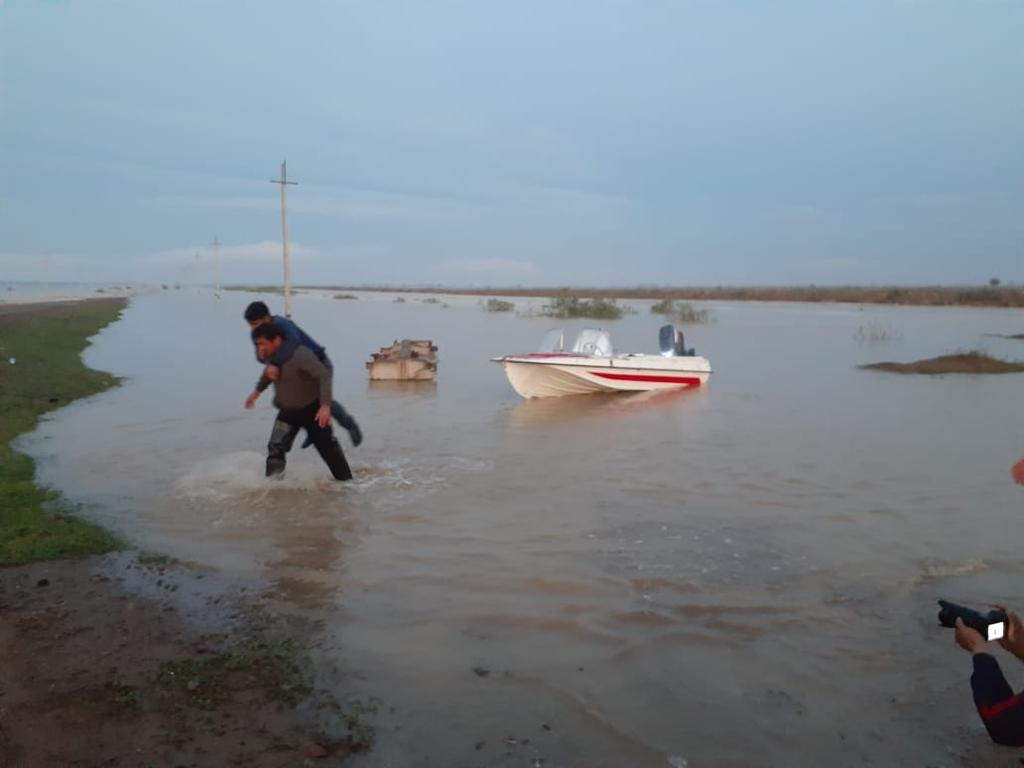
top-left (494, 354), bottom-right (711, 399)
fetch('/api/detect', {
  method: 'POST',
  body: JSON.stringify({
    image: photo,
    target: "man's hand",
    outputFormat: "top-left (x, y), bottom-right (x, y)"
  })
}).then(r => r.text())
top-left (315, 404), bottom-right (331, 428)
top-left (245, 391), bottom-right (259, 410)
top-left (992, 603), bottom-right (1024, 661)
top-left (265, 365), bottom-right (280, 382)
top-left (955, 617), bottom-right (989, 655)
top-left (1012, 458), bottom-right (1024, 486)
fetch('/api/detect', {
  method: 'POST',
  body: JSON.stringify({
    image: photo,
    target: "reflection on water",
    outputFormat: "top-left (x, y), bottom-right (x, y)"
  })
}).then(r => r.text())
top-left (20, 289), bottom-right (1024, 766)
top-left (505, 388), bottom-right (705, 431)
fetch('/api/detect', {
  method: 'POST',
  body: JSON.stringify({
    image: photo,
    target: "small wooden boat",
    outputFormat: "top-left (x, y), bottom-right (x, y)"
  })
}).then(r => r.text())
top-left (367, 339), bottom-right (438, 381)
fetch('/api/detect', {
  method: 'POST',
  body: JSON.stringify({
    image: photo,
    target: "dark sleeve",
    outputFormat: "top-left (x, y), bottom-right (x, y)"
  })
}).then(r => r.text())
top-left (971, 653), bottom-right (1024, 746)
top-left (295, 348), bottom-right (332, 407)
top-left (295, 325), bottom-right (326, 360)
top-left (255, 372), bottom-right (271, 393)
top-left (267, 317), bottom-right (302, 366)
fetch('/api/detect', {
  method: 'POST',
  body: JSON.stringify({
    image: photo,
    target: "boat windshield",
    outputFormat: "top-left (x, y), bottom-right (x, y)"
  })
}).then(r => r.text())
top-left (538, 328), bottom-right (565, 353)
top-left (571, 329), bottom-right (613, 356)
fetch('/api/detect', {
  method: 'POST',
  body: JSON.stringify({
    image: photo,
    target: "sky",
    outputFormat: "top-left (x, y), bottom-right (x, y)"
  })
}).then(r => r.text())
top-left (1, 0), bottom-right (1022, 287)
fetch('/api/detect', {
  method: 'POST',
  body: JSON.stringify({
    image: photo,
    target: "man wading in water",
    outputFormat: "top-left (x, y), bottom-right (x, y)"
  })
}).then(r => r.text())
top-left (243, 301), bottom-right (362, 448)
top-left (250, 322), bottom-right (353, 480)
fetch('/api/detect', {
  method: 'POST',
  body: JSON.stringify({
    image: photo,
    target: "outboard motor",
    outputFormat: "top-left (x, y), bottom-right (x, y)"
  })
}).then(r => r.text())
top-left (659, 324), bottom-right (689, 356)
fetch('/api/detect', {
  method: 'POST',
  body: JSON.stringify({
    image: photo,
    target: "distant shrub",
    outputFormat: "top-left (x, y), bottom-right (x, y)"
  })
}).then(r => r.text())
top-left (853, 323), bottom-right (902, 343)
top-left (393, 297), bottom-right (406, 303)
top-left (542, 295), bottom-right (629, 319)
top-left (333, 294), bottom-right (357, 300)
top-left (650, 299), bottom-right (710, 324)
top-left (484, 298), bottom-right (515, 312)
top-left (423, 297), bottom-right (441, 304)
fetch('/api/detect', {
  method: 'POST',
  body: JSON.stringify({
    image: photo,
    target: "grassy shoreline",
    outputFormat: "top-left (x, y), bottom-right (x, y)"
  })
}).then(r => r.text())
top-left (0, 298), bottom-right (374, 765)
top-left (224, 283), bottom-right (1024, 308)
top-left (0, 298), bottom-right (127, 565)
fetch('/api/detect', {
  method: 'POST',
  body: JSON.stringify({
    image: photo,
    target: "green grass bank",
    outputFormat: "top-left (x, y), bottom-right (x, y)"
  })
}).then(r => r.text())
top-left (0, 299), bottom-right (127, 565)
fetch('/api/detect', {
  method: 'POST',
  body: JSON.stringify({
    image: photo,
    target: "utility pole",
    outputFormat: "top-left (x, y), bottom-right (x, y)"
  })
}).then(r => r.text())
top-left (211, 235), bottom-right (222, 297)
top-left (270, 161), bottom-right (298, 317)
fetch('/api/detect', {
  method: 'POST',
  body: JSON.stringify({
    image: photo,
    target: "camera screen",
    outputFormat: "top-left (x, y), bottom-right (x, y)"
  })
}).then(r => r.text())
top-left (988, 622), bottom-right (1006, 642)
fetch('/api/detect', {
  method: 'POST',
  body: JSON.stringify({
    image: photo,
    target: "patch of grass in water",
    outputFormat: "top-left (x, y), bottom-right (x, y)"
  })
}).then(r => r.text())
top-left (650, 298), bottom-right (710, 324)
top-left (484, 298), bottom-right (515, 312)
top-left (0, 301), bottom-right (126, 565)
top-left (860, 351), bottom-right (1024, 374)
top-left (542, 294), bottom-right (632, 319)
top-left (853, 323), bottom-right (902, 343)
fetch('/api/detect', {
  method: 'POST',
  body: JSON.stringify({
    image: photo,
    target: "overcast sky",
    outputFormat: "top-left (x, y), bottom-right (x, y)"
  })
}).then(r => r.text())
top-left (2, 1), bottom-right (1022, 287)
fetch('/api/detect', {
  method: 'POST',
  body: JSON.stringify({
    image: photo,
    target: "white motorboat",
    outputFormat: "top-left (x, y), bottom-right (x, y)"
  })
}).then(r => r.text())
top-left (493, 325), bottom-right (712, 399)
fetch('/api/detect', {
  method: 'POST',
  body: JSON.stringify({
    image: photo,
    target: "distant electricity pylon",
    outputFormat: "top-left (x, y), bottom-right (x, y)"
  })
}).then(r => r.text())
top-left (211, 235), bottom-right (222, 297)
top-left (270, 161), bottom-right (298, 317)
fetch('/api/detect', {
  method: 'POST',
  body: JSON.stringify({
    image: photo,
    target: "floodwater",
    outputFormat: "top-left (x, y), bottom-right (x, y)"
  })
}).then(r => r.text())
top-left (19, 289), bottom-right (1024, 766)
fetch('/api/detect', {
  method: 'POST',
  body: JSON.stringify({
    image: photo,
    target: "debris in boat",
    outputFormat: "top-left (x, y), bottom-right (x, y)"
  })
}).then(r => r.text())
top-left (366, 339), bottom-right (438, 381)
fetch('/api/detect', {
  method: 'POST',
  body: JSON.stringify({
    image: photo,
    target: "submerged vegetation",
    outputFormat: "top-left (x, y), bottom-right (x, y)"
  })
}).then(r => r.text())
top-left (541, 294), bottom-right (632, 320)
top-left (0, 300), bottom-right (125, 565)
top-left (650, 298), bottom-right (710, 324)
top-left (853, 323), bottom-right (903, 343)
top-left (860, 351), bottom-right (1024, 375)
top-left (333, 293), bottom-right (358, 300)
top-left (312, 284), bottom-right (1024, 309)
top-left (484, 298), bottom-right (515, 312)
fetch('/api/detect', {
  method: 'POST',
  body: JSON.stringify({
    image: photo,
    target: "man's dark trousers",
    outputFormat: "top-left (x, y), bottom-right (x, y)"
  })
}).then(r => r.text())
top-left (267, 402), bottom-right (352, 480)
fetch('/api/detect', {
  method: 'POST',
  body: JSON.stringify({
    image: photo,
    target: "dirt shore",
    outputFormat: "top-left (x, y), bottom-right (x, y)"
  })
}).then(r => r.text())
top-left (0, 298), bottom-right (366, 767)
top-left (0, 554), bottom-right (364, 768)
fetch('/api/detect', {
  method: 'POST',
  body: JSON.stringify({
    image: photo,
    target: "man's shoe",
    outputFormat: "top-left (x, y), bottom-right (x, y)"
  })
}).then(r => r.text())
top-left (346, 419), bottom-right (363, 447)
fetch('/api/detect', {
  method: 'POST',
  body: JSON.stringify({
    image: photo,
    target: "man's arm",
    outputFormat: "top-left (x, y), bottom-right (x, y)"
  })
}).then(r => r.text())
top-left (956, 617), bottom-right (1024, 746)
top-left (971, 654), bottom-right (1024, 746)
top-left (245, 367), bottom-right (277, 409)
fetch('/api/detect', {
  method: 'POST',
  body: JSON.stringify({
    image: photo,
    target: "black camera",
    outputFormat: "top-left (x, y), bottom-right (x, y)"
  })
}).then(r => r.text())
top-left (937, 600), bottom-right (1008, 641)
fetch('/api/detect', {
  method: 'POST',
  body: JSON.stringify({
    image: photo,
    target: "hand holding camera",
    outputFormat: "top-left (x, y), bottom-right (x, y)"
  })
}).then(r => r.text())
top-left (991, 602), bottom-right (1024, 661)
top-left (938, 600), bottom-right (1008, 643)
top-left (940, 600), bottom-right (1024, 658)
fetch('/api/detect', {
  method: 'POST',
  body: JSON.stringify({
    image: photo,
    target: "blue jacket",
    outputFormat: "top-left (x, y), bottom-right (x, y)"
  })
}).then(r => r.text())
top-left (254, 315), bottom-right (327, 366)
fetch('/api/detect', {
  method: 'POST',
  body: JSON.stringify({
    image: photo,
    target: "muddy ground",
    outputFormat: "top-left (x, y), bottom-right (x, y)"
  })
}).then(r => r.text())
top-left (0, 553), bottom-right (369, 768)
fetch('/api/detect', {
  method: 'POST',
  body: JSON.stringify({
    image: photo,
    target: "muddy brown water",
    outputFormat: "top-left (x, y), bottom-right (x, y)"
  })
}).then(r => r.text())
top-left (19, 290), bottom-right (1024, 766)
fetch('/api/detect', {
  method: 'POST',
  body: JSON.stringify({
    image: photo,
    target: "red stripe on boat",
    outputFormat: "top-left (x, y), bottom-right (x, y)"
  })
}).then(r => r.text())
top-left (590, 371), bottom-right (702, 386)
